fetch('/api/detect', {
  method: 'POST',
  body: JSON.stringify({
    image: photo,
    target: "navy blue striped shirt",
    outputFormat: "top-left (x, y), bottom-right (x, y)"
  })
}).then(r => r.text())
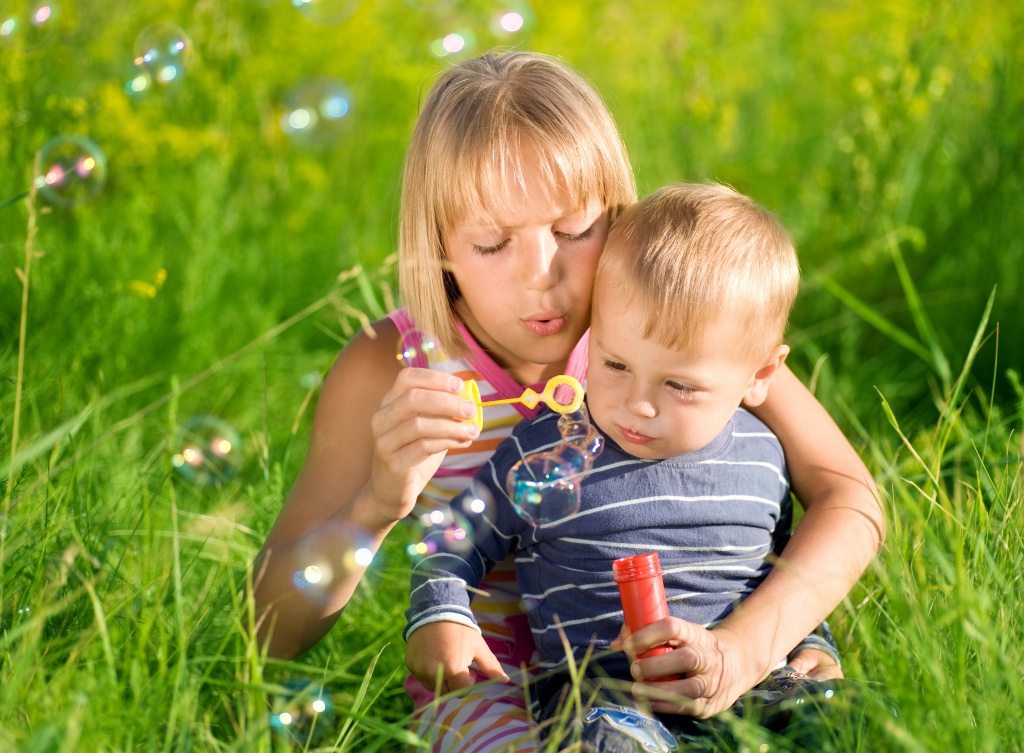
top-left (406, 407), bottom-right (792, 680)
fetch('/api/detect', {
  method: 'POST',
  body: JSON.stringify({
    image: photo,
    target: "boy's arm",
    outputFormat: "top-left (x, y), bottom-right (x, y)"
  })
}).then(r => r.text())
top-left (405, 456), bottom-right (529, 690)
top-left (406, 620), bottom-right (510, 693)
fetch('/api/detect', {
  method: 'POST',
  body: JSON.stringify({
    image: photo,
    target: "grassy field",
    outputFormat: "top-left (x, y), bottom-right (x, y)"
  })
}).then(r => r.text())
top-left (1, 0), bottom-right (1022, 749)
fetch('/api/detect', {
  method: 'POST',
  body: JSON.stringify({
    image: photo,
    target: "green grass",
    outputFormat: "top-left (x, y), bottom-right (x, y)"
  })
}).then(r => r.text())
top-left (1, 0), bottom-right (1023, 749)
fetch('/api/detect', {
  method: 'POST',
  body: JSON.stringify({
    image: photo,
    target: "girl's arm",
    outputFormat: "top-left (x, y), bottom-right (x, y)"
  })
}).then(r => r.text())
top-left (623, 365), bottom-right (884, 717)
top-left (253, 319), bottom-right (479, 659)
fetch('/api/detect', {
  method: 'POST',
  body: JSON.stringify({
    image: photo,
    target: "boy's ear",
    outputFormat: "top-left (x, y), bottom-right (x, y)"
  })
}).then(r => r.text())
top-left (741, 345), bottom-right (790, 408)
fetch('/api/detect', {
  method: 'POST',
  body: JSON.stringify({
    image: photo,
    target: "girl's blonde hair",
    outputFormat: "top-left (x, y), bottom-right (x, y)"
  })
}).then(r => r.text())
top-left (399, 50), bottom-right (636, 355)
top-left (596, 183), bottom-right (800, 363)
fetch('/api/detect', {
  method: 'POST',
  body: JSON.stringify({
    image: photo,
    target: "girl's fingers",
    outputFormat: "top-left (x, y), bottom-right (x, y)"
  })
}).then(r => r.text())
top-left (389, 365), bottom-right (464, 396)
top-left (376, 416), bottom-right (479, 461)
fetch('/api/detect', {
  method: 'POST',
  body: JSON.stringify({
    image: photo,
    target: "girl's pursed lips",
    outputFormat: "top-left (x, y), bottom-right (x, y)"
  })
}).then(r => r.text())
top-left (522, 310), bottom-right (564, 322)
top-left (522, 316), bottom-right (566, 336)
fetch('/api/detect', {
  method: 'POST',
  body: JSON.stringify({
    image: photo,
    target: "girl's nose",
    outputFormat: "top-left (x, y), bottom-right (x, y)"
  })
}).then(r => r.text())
top-left (520, 231), bottom-right (560, 290)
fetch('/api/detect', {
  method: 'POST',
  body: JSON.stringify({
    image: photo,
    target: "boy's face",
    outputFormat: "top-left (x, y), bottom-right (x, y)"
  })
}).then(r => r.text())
top-left (587, 281), bottom-right (783, 460)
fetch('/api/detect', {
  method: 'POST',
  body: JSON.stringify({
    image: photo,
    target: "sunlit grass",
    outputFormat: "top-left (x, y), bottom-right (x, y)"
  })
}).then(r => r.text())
top-left (1, 0), bottom-right (1022, 749)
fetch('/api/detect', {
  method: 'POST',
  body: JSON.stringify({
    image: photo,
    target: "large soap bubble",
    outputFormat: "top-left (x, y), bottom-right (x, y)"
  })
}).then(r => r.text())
top-left (127, 23), bottom-right (193, 97)
top-left (506, 406), bottom-right (603, 527)
top-left (278, 77), bottom-right (353, 148)
top-left (488, 1), bottom-right (534, 36)
top-left (0, 2), bottom-right (60, 50)
top-left (395, 328), bottom-right (443, 368)
top-left (35, 135), bottom-right (108, 208)
top-left (170, 415), bottom-right (244, 487)
top-left (269, 678), bottom-right (335, 745)
top-left (289, 519), bottom-right (374, 603)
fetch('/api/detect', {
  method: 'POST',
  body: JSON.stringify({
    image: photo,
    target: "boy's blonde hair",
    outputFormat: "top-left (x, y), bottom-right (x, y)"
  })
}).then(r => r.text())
top-left (596, 183), bottom-right (799, 362)
top-left (399, 50), bottom-right (636, 355)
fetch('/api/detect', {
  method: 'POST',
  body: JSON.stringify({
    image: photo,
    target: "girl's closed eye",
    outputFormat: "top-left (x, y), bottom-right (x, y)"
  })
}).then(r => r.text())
top-left (473, 238), bottom-right (510, 255)
top-left (555, 224), bottom-right (595, 243)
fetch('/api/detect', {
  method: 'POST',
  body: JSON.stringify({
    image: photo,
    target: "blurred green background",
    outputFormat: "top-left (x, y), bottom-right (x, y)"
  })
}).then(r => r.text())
top-left (1, 0), bottom-right (1023, 750)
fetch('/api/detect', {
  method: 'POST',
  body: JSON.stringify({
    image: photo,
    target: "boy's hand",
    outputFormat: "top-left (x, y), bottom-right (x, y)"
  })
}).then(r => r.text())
top-left (405, 621), bottom-right (510, 695)
top-left (787, 647), bottom-right (844, 680)
top-left (611, 618), bottom-right (758, 719)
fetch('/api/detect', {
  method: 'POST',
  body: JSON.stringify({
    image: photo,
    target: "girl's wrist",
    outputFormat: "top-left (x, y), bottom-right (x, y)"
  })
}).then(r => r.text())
top-left (347, 483), bottom-right (406, 536)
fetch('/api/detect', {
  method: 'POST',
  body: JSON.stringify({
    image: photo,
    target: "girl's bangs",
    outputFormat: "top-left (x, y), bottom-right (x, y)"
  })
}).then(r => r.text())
top-left (435, 127), bottom-right (609, 233)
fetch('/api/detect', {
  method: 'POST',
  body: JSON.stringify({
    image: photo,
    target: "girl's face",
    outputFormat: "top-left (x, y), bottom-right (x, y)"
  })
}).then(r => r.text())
top-left (444, 154), bottom-right (607, 385)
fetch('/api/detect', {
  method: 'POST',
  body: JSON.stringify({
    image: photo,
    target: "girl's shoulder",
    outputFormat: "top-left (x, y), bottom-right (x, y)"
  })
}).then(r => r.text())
top-left (317, 316), bottom-right (404, 416)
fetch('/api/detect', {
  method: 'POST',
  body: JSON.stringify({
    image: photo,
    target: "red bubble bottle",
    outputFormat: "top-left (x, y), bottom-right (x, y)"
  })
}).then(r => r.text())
top-left (612, 552), bottom-right (680, 680)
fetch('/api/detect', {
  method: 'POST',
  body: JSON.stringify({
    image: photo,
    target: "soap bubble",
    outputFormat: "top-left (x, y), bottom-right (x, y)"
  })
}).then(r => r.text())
top-left (519, 596), bottom-right (540, 613)
top-left (35, 135), bottom-right (108, 208)
top-left (270, 679), bottom-right (335, 744)
top-left (0, 2), bottom-right (60, 50)
top-left (278, 77), bottom-right (353, 148)
top-left (290, 520), bottom-right (374, 598)
top-left (290, 0), bottom-right (359, 24)
top-left (128, 24), bottom-right (193, 97)
top-left (429, 29), bottom-right (476, 58)
top-left (170, 415), bottom-right (244, 486)
top-left (489, 2), bottom-right (534, 36)
top-left (395, 329), bottom-right (443, 368)
top-left (409, 504), bottom-right (477, 558)
top-left (300, 371), bottom-right (322, 390)
top-left (506, 406), bottom-right (603, 526)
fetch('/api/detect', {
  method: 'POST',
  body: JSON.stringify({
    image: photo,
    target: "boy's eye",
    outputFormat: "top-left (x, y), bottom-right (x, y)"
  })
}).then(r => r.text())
top-left (667, 381), bottom-right (696, 396)
top-left (603, 359), bottom-right (627, 373)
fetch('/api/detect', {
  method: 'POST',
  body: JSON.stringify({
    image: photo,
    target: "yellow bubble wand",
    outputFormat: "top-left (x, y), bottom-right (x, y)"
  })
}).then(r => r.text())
top-left (458, 375), bottom-right (585, 431)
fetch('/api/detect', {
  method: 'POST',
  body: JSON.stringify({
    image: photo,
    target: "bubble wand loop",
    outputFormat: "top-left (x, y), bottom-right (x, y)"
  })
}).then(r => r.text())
top-left (457, 375), bottom-right (585, 431)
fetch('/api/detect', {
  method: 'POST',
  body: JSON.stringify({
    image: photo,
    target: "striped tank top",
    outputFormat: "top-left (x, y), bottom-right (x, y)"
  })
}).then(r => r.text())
top-left (388, 308), bottom-right (589, 646)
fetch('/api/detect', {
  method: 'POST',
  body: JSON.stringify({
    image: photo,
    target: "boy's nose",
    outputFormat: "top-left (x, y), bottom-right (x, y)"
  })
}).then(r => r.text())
top-left (626, 391), bottom-right (657, 419)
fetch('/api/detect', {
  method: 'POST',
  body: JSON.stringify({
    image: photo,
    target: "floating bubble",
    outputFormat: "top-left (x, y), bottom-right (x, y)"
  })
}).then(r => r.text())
top-left (270, 678), bottom-right (335, 745)
top-left (290, 520), bottom-right (374, 597)
top-left (489, 2), bottom-right (534, 36)
top-left (429, 29), bottom-right (475, 58)
top-left (395, 328), bottom-right (443, 368)
top-left (410, 504), bottom-right (477, 558)
top-left (290, 0), bottom-right (359, 24)
top-left (0, 2), bottom-right (60, 50)
top-left (128, 24), bottom-right (193, 97)
top-left (34, 135), bottom-right (108, 208)
top-left (278, 77), bottom-right (353, 148)
top-left (300, 371), bottom-right (322, 390)
top-left (519, 596), bottom-right (540, 613)
top-left (506, 406), bottom-right (603, 526)
top-left (170, 415), bottom-right (244, 486)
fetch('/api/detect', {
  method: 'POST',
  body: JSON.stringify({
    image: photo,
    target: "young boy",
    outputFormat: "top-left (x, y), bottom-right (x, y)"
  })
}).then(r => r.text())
top-left (405, 183), bottom-right (845, 747)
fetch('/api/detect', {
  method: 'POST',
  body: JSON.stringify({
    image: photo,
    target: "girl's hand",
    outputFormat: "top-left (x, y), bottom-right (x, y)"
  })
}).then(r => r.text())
top-left (368, 367), bottom-right (480, 528)
top-left (611, 617), bottom-right (758, 719)
top-left (406, 621), bottom-right (510, 695)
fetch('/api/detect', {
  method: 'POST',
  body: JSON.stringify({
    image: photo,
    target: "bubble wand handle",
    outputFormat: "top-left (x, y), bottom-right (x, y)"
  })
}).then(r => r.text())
top-left (478, 375), bottom-right (585, 414)
top-left (459, 375), bottom-right (585, 432)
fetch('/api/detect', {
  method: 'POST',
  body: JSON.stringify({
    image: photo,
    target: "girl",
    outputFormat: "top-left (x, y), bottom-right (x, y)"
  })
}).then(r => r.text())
top-left (254, 51), bottom-right (883, 751)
